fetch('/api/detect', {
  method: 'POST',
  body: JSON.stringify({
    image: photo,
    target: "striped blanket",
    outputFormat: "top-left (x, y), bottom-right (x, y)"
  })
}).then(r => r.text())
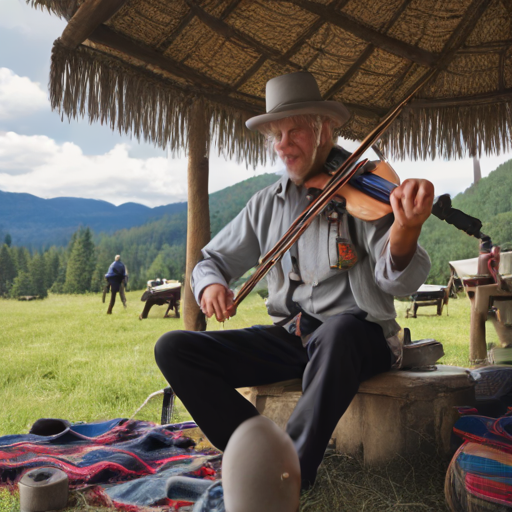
top-left (0, 418), bottom-right (221, 510)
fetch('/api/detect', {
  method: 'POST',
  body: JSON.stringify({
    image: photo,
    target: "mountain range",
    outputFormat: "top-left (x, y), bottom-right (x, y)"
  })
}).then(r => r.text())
top-left (0, 173), bottom-right (282, 248)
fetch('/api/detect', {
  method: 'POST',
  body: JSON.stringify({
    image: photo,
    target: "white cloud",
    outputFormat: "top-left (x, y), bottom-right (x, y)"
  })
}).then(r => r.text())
top-left (0, 131), bottom-right (510, 208)
top-left (0, 0), bottom-right (66, 38)
top-left (0, 68), bottom-right (48, 119)
top-left (0, 132), bottom-right (273, 206)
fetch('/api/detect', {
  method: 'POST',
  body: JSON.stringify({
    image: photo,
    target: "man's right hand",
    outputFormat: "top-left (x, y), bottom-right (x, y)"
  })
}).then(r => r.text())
top-left (200, 283), bottom-right (236, 322)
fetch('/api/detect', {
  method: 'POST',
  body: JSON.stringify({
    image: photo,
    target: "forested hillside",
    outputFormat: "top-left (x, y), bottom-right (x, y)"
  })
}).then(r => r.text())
top-left (0, 191), bottom-right (188, 248)
top-left (4, 159), bottom-right (512, 298)
top-left (0, 173), bottom-right (281, 296)
top-left (420, 159), bottom-right (512, 284)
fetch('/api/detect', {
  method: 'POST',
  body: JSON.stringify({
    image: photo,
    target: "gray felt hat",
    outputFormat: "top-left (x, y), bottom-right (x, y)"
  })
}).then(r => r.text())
top-left (246, 71), bottom-right (351, 131)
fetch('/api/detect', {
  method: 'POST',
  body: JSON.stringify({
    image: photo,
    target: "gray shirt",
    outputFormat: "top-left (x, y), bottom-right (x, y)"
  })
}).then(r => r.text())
top-left (192, 174), bottom-right (430, 339)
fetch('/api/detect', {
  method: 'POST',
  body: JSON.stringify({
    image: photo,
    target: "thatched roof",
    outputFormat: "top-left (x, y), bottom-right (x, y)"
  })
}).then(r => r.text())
top-left (30, 0), bottom-right (512, 164)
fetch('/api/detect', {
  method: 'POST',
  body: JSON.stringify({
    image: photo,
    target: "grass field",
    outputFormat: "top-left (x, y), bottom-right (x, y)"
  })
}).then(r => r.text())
top-left (0, 290), bottom-right (480, 510)
top-left (0, 290), bottom-right (277, 435)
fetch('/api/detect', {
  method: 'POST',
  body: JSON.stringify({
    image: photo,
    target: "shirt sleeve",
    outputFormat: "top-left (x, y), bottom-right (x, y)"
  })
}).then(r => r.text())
top-left (191, 201), bottom-right (262, 305)
top-left (364, 213), bottom-right (431, 297)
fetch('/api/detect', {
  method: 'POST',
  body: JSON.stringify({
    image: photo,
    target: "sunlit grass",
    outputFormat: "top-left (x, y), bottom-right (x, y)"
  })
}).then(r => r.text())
top-left (0, 290), bottom-right (486, 511)
top-left (0, 290), bottom-right (477, 436)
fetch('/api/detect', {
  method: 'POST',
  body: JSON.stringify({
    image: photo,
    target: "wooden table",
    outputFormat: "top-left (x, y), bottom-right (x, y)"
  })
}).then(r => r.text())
top-left (139, 282), bottom-right (181, 320)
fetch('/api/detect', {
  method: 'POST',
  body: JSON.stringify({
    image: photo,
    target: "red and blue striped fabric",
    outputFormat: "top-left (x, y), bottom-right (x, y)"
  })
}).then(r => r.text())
top-left (0, 418), bottom-right (221, 510)
top-left (446, 412), bottom-right (512, 511)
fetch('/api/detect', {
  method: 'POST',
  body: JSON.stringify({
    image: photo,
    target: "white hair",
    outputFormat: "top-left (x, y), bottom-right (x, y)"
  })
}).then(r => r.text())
top-left (260, 114), bottom-right (337, 153)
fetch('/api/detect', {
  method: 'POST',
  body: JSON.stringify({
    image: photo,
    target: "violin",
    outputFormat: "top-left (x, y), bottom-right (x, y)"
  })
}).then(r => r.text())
top-left (325, 145), bottom-right (400, 222)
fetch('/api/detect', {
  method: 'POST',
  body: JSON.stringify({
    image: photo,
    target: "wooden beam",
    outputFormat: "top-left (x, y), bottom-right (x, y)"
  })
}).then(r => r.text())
top-left (184, 99), bottom-right (209, 332)
top-left (432, 0), bottom-right (491, 70)
top-left (60, 0), bottom-right (129, 49)
top-left (324, 46), bottom-right (375, 100)
top-left (408, 88), bottom-right (512, 108)
top-left (324, 0), bottom-right (414, 100)
top-left (283, 0), bottom-right (438, 67)
top-left (156, 10), bottom-right (196, 52)
top-left (220, 0), bottom-right (244, 20)
top-left (382, 0), bottom-right (490, 107)
top-left (89, 25), bottom-right (221, 88)
top-left (330, 88), bottom-right (512, 117)
top-left (87, 25), bottom-right (265, 113)
top-left (184, 0), bottom-right (301, 70)
top-left (344, 103), bottom-right (384, 118)
top-left (499, 49), bottom-right (507, 91)
top-left (458, 39), bottom-right (512, 54)
top-left (282, 0), bottom-right (352, 60)
top-left (231, 56), bottom-right (267, 90)
top-left (230, 1), bottom-right (346, 90)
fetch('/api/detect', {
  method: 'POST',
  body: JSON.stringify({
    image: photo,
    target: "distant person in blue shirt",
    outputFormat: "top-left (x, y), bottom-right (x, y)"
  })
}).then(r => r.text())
top-left (105, 255), bottom-right (126, 314)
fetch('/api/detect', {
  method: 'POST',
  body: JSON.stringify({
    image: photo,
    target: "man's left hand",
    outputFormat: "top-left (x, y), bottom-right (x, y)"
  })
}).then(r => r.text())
top-left (390, 179), bottom-right (434, 230)
top-left (389, 179), bottom-right (434, 271)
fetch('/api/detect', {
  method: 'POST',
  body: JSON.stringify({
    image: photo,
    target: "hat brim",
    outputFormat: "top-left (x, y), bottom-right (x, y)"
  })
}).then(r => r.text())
top-left (246, 101), bottom-right (351, 131)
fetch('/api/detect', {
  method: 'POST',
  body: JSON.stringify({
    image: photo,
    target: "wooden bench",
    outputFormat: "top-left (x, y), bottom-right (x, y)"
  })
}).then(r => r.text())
top-left (239, 365), bottom-right (475, 464)
top-left (405, 273), bottom-right (455, 318)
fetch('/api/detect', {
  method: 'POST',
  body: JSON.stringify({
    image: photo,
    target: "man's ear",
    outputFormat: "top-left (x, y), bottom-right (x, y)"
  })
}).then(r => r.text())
top-left (319, 120), bottom-right (332, 147)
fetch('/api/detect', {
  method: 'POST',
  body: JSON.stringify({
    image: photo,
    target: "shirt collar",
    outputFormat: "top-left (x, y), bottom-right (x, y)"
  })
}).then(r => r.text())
top-left (274, 173), bottom-right (293, 200)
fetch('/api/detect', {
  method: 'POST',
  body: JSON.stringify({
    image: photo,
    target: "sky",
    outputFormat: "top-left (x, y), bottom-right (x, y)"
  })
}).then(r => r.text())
top-left (1, 0), bottom-right (512, 208)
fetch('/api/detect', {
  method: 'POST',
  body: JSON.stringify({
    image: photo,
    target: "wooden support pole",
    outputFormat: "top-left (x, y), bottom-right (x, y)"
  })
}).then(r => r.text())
top-left (184, 99), bottom-right (210, 331)
top-left (60, 0), bottom-right (129, 49)
top-left (469, 300), bottom-right (487, 364)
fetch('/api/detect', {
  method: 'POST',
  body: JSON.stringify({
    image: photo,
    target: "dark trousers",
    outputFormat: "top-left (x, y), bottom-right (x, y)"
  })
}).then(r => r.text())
top-left (154, 313), bottom-right (392, 487)
top-left (106, 277), bottom-right (123, 314)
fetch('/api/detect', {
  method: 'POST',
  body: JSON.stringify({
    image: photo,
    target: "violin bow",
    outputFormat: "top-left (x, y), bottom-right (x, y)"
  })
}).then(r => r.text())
top-left (232, 69), bottom-right (436, 309)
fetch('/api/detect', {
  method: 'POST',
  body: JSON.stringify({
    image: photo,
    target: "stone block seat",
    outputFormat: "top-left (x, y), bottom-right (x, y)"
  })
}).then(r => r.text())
top-left (239, 365), bottom-right (475, 465)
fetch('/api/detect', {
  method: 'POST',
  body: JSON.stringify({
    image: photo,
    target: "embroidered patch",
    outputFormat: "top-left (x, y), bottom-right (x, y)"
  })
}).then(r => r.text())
top-left (332, 237), bottom-right (358, 270)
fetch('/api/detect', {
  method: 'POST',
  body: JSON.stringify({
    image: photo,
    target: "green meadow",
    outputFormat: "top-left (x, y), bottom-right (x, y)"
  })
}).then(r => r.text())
top-left (0, 290), bottom-right (274, 436)
top-left (0, 290), bottom-right (478, 511)
top-left (0, 290), bottom-right (475, 436)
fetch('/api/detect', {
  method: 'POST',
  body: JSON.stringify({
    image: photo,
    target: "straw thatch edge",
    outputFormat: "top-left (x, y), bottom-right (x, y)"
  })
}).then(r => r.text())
top-left (26, 0), bottom-right (79, 19)
top-left (383, 99), bottom-right (512, 161)
top-left (50, 38), bottom-right (269, 167)
top-left (49, 36), bottom-right (512, 163)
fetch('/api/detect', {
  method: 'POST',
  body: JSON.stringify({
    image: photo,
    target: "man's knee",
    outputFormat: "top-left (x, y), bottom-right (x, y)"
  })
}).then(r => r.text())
top-left (154, 330), bottom-right (192, 369)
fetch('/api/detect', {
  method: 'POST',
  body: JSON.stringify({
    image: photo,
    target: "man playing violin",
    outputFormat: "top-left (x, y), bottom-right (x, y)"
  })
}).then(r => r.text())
top-left (155, 71), bottom-right (434, 490)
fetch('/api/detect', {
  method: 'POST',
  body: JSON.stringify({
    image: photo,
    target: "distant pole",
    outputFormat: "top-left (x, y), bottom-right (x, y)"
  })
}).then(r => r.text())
top-left (473, 156), bottom-right (481, 184)
top-left (183, 99), bottom-right (210, 331)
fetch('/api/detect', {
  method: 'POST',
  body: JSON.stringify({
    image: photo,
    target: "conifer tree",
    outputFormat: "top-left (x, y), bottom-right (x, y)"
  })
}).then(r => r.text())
top-left (44, 248), bottom-right (61, 290)
top-left (50, 258), bottom-right (67, 294)
top-left (30, 252), bottom-right (48, 298)
top-left (10, 271), bottom-right (34, 298)
top-left (14, 246), bottom-right (30, 273)
top-left (0, 244), bottom-right (17, 297)
top-left (64, 228), bottom-right (96, 293)
top-left (4, 234), bottom-right (11, 247)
